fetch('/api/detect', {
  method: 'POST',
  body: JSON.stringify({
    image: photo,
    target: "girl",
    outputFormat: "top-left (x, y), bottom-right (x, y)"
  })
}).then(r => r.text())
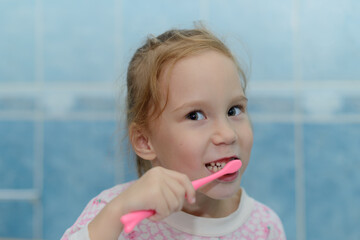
top-left (62, 27), bottom-right (286, 239)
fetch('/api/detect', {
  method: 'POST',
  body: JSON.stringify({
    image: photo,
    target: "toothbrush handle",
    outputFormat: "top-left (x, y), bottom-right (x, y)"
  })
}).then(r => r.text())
top-left (191, 171), bottom-right (222, 190)
top-left (121, 209), bottom-right (155, 233)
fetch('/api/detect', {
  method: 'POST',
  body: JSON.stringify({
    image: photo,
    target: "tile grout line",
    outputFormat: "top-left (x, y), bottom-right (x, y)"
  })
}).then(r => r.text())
top-left (294, 120), bottom-right (305, 240)
top-left (292, 0), bottom-right (306, 239)
top-left (0, 189), bottom-right (38, 200)
top-left (33, 117), bottom-right (44, 240)
top-left (33, 0), bottom-right (44, 238)
top-left (114, 0), bottom-right (124, 185)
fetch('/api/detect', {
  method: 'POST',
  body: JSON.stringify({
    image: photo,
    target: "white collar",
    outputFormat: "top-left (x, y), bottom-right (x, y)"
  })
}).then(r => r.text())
top-left (163, 188), bottom-right (255, 237)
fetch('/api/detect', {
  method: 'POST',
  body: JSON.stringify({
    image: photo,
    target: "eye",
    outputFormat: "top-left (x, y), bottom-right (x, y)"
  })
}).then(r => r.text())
top-left (186, 111), bottom-right (206, 121)
top-left (228, 105), bottom-right (243, 116)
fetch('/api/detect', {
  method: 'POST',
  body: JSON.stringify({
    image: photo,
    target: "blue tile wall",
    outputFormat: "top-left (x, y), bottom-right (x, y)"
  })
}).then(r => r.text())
top-left (0, 0), bottom-right (36, 82)
top-left (243, 123), bottom-right (296, 240)
top-left (208, 0), bottom-right (294, 81)
top-left (121, 141), bottom-right (139, 182)
top-left (342, 95), bottom-right (360, 114)
top-left (122, 0), bottom-right (201, 41)
top-left (304, 124), bottom-right (360, 240)
top-left (1, 0), bottom-right (360, 239)
top-left (300, 0), bottom-right (360, 80)
top-left (43, 121), bottom-right (117, 239)
top-left (71, 95), bottom-right (116, 113)
top-left (0, 121), bottom-right (34, 189)
top-left (120, 0), bottom-right (202, 74)
top-left (247, 95), bottom-right (295, 114)
top-left (43, 0), bottom-right (116, 82)
top-left (0, 96), bottom-right (37, 112)
top-left (0, 201), bottom-right (33, 238)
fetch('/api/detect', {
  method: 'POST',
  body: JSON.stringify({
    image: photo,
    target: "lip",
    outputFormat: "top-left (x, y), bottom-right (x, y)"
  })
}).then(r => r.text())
top-left (216, 171), bottom-right (239, 182)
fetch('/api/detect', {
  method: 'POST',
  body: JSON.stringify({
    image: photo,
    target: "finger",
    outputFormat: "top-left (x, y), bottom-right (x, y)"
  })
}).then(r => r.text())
top-left (170, 171), bottom-right (196, 204)
top-left (164, 179), bottom-right (185, 212)
top-left (149, 183), bottom-right (179, 221)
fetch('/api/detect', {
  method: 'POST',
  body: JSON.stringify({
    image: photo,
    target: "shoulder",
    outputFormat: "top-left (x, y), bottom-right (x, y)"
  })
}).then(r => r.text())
top-left (61, 181), bottom-right (135, 239)
top-left (252, 200), bottom-right (282, 223)
top-left (94, 181), bottom-right (134, 203)
top-left (239, 189), bottom-right (282, 225)
top-left (249, 199), bottom-right (286, 239)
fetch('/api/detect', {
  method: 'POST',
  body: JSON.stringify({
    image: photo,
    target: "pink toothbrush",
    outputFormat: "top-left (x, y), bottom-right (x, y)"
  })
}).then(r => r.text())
top-left (121, 160), bottom-right (242, 233)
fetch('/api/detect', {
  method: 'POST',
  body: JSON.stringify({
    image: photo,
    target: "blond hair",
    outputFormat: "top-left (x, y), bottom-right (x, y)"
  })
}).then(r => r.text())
top-left (126, 27), bottom-right (247, 177)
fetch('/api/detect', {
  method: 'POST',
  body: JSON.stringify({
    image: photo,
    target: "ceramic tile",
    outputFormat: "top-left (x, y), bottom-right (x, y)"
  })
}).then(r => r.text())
top-left (0, 0), bottom-right (36, 82)
top-left (342, 95), bottom-right (360, 114)
top-left (0, 121), bottom-right (34, 189)
top-left (42, 0), bottom-right (116, 82)
top-left (0, 96), bottom-right (37, 111)
top-left (0, 201), bottom-right (33, 238)
top-left (71, 95), bottom-right (116, 113)
top-left (208, 0), bottom-right (294, 81)
top-left (304, 124), bottom-right (360, 239)
top-left (300, 0), bottom-right (360, 80)
top-left (43, 121), bottom-right (117, 239)
top-left (120, 0), bottom-right (202, 74)
top-left (247, 94), bottom-right (295, 114)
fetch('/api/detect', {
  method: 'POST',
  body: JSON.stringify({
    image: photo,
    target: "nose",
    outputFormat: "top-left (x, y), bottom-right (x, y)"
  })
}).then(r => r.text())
top-left (211, 118), bottom-right (237, 145)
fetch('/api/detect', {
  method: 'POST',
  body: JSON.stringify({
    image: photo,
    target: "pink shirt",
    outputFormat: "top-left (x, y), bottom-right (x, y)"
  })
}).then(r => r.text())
top-left (62, 182), bottom-right (286, 239)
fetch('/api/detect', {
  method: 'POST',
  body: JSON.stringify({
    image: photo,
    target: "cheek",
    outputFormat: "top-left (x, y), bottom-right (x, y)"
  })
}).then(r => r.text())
top-left (174, 138), bottom-right (201, 161)
top-left (167, 127), bottom-right (201, 151)
top-left (168, 138), bottom-right (205, 176)
top-left (239, 158), bottom-right (250, 176)
top-left (246, 130), bottom-right (254, 151)
top-left (152, 131), bottom-right (198, 168)
top-left (238, 123), bottom-right (253, 150)
top-left (239, 126), bottom-right (253, 173)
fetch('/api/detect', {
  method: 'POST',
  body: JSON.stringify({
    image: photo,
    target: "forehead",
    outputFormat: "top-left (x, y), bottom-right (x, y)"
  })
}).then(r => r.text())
top-left (164, 50), bottom-right (240, 89)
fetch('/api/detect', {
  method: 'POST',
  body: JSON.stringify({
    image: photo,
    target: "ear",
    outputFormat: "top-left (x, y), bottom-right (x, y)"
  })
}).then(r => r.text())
top-left (129, 123), bottom-right (157, 161)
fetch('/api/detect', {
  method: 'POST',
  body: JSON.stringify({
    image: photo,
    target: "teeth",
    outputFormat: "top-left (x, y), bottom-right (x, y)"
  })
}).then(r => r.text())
top-left (206, 161), bottom-right (226, 172)
top-left (205, 157), bottom-right (238, 173)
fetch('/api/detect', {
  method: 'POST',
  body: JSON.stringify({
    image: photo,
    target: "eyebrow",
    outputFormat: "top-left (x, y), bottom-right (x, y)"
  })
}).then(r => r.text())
top-left (172, 95), bottom-right (248, 113)
top-left (233, 96), bottom-right (248, 103)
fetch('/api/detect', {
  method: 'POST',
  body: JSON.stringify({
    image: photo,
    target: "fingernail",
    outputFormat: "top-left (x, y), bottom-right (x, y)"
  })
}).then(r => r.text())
top-left (189, 197), bottom-right (196, 204)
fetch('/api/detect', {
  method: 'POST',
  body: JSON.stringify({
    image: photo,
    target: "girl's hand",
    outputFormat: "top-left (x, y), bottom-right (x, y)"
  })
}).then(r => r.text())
top-left (88, 167), bottom-right (196, 240)
top-left (121, 166), bottom-right (196, 221)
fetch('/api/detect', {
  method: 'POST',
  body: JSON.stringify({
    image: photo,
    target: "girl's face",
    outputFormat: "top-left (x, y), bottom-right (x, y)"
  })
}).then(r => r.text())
top-left (148, 50), bottom-right (253, 199)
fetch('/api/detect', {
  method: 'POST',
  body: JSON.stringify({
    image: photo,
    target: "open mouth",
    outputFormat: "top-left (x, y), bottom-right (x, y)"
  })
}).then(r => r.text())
top-left (205, 156), bottom-right (239, 173)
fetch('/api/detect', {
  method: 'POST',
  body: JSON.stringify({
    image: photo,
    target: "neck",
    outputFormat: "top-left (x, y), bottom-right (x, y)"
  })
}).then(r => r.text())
top-left (181, 189), bottom-right (242, 218)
